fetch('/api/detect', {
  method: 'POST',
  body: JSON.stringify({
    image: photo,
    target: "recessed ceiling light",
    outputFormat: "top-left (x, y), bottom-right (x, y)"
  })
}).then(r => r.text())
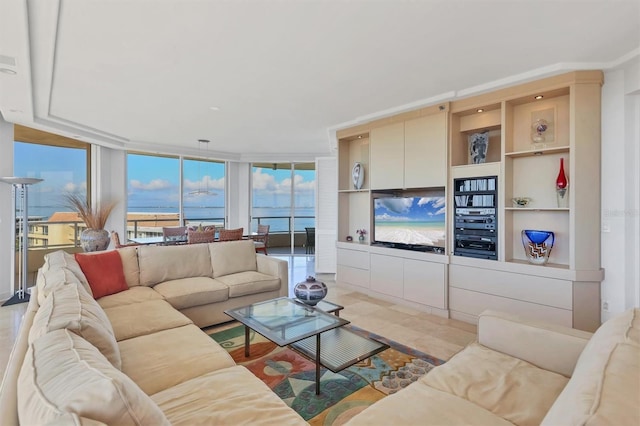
top-left (209, 107), bottom-right (220, 111)
top-left (357, 135), bottom-right (362, 139)
top-left (477, 109), bottom-right (484, 113)
top-left (534, 95), bottom-right (543, 100)
top-left (0, 68), bottom-right (17, 75)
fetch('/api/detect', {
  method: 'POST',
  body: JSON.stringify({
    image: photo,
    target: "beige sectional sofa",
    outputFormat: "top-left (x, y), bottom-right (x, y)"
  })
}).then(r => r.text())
top-left (0, 240), bottom-right (308, 425)
top-left (346, 308), bottom-right (640, 426)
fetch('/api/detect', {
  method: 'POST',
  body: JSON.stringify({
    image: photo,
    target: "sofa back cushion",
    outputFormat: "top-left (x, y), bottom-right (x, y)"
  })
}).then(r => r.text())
top-left (28, 282), bottom-right (121, 369)
top-left (138, 244), bottom-right (213, 286)
top-left (118, 246), bottom-right (140, 287)
top-left (38, 250), bottom-right (93, 304)
top-left (541, 308), bottom-right (640, 425)
top-left (209, 240), bottom-right (257, 278)
top-left (17, 329), bottom-right (169, 426)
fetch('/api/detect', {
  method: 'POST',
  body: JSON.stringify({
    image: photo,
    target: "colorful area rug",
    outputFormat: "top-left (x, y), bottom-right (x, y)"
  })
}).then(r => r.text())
top-left (209, 324), bottom-right (444, 425)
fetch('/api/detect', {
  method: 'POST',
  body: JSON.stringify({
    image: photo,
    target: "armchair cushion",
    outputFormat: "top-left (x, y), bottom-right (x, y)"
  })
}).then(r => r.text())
top-left (422, 342), bottom-right (568, 426)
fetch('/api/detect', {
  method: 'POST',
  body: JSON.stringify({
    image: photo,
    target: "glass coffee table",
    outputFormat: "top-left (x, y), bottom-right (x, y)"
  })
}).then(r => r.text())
top-left (225, 297), bottom-right (389, 395)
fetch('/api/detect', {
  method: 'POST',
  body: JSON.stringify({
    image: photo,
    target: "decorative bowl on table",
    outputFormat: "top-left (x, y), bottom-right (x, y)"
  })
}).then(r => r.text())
top-left (294, 276), bottom-right (328, 306)
top-left (512, 197), bottom-right (532, 208)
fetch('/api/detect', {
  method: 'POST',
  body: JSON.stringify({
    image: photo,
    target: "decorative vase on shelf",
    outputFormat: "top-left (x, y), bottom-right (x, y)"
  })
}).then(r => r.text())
top-left (521, 230), bottom-right (555, 265)
top-left (294, 276), bottom-right (327, 306)
top-left (352, 162), bottom-right (364, 190)
top-left (358, 235), bottom-right (365, 243)
top-left (556, 158), bottom-right (569, 208)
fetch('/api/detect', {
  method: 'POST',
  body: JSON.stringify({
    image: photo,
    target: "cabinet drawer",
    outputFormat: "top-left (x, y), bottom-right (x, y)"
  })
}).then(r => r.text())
top-left (337, 265), bottom-right (369, 289)
top-left (449, 265), bottom-right (572, 310)
top-left (337, 248), bottom-right (370, 270)
top-left (449, 287), bottom-right (572, 327)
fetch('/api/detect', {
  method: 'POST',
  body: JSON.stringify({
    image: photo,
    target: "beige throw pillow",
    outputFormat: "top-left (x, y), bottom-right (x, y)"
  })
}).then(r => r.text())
top-left (18, 329), bottom-right (169, 426)
top-left (29, 282), bottom-right (121, 369)
top-left (209, 239), bottom-right (257, 278)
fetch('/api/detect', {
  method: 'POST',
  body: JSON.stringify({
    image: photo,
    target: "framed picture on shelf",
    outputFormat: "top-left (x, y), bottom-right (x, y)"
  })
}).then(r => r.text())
top-left (531, 107), bottom-right (556, 147)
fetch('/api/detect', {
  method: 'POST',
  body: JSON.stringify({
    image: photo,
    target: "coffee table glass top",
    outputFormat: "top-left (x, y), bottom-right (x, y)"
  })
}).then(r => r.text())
top-left (224, 297), bottom-right (349, 346)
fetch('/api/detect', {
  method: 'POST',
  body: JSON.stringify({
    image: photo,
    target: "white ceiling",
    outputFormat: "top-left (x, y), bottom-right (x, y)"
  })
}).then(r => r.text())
top-left (0, 0), bottom-right (638, 161)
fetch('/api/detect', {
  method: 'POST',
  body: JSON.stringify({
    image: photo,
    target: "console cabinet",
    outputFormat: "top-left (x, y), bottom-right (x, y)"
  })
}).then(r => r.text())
top-left (336, 71), bottom-right (604, 331)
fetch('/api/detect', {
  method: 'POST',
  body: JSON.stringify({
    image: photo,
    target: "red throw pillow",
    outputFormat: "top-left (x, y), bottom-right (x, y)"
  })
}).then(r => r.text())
top-left (75, 251), bottom-right (128, 299)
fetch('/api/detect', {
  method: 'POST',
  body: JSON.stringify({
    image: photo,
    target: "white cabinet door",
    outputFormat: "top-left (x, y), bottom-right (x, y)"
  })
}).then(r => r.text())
top-left (370, 123), bottom-right (404, 189)
top-left (404, 113), bottom-right (447, 188)
top-left (370, 253), bottom-right (403, 296)
top-left (403, 259), bottom-right (446, 309)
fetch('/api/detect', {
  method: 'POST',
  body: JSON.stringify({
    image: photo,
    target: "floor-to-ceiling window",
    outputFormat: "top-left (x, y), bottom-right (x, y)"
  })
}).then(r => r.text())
top-left (13, 125), bottom-right (90, 249)
top-left (182, 158), bottom-right (225, 228)
top-left (126, 153), bottom-right (180, 238)
top-left (126, 153), bottom-right (226, 239)
top-left (251, 162), bottom-right (315, 254)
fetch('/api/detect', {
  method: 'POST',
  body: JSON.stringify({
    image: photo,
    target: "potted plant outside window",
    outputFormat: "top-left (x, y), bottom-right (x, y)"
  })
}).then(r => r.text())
top-left (64, 193), bottom-right (117, 252)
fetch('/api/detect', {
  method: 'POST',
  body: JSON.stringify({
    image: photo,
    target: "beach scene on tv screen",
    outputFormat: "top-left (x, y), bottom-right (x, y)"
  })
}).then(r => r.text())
top-left (374, 196), bottom-right (446, 247)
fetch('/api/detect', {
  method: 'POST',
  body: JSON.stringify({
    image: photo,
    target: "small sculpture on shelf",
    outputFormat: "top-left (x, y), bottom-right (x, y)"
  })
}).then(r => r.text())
top-left (521, 230), bottom-right (555, 265)
top-left (356, 229), bottom-right (367, 243)
top-left (531, 118), bottom-right (549, 144)
top-left (512, 197), bottom-right (532, 208)
top-left (469, 132), bottom-right (489, 164)
top-left (294, 276), bottom-right (327, 306)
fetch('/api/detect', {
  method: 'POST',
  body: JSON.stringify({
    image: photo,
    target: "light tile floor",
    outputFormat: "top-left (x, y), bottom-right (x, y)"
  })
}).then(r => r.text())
top-left (0, 255), bottom-right (476, 380)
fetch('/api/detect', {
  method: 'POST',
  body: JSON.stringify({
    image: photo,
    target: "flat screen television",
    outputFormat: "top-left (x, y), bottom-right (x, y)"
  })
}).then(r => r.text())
top-left (373, 194), bottom-right (446, 252)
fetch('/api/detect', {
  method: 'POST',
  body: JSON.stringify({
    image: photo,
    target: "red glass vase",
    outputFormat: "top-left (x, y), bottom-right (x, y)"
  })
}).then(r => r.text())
top-left (556, 158), bottom-right (568, 207)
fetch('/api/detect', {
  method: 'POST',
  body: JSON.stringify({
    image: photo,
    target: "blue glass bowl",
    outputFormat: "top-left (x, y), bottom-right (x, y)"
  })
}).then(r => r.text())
top-left (524, 230), bottom-right (553, 244)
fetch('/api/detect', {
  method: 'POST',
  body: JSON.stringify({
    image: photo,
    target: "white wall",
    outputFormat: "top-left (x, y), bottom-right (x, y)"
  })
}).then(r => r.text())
top-left (93, 145), bottom-right (127, 241)
top-left (0, 116), bottom-right (15, 300)
top-left (601, 55), bottom-right (640, 321)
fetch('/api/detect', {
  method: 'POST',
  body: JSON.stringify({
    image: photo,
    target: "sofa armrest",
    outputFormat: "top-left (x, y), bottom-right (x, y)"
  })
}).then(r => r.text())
top-left (478, 310), bottom-right (593, 377)
top-left (256, 255), bottom-right (289, 298)
top-left (0, 287), bottom-right (40, 426)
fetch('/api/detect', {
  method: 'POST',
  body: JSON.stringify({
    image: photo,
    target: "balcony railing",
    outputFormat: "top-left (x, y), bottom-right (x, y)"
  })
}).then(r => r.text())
top-left (16, 215), bottom-right (315, 249)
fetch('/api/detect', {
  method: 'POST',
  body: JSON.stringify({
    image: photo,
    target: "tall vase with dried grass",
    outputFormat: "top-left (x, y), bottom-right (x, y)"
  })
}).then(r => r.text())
top-left (65, 193), bottom-right (117, 252)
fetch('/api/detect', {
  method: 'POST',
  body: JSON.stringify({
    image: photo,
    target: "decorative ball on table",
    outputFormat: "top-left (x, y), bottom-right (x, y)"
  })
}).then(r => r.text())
top-left (294, 276), bottom-right (328, 306)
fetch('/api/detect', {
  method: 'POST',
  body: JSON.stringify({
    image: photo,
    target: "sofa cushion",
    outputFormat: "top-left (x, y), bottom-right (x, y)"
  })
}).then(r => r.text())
top-left (344, 379), bottom-right (513, 426)
top-left (216, 271), bottom-right (281, 298)
top-left (153, 277), bottom-right (229, 310)
top-left (138, 244), bottom-right (213, 286)
top-left (28, 282), bottom-right (121, 369)
top-left (422, 342), bottom-right (568, 426)
top-left (103, 299), bottom-right (193, 341)
top-left (151, 366), bottom-right (308, 426)
top-left (97, 286), bottom-right (164, 309)
top-left (542, 308), bottom-right (640, 425)
top-left (75, 250), bottom-right (129, 299)
top-left (117, 246), bottom-right (140, 287)
top-left (41, 250), bottom-right (93, 297)
top-left (36, 266), bottom-right (84, 306)
top-left (118, 324), bottom-right (235, 395)
top-left (17, 329), bottom-right (169, 426)
top-left (209, 240), bottom-right (257, 278)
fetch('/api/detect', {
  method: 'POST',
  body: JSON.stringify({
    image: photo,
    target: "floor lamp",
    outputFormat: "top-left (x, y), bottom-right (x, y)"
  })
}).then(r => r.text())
top-left (0, 177), bottom-right (43, 300)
